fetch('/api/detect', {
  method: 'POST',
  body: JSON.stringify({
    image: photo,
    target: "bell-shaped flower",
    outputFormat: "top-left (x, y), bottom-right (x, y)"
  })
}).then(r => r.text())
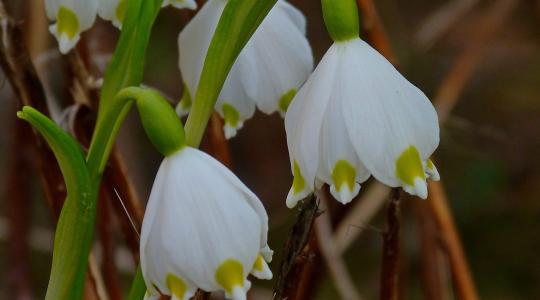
top-left (140, 147), bottom-right (273, 300)
top-left (177, 0), bottom-right (313, 138)
top-left (285, 39), bottom-right (440, 208)
top-left (45, 0), bottom-right (98, 54)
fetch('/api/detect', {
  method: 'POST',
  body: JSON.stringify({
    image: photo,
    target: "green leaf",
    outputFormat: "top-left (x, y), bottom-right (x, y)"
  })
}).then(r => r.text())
top-left (88, 0), bottom-right (164, 181)
top-left (127, 266), bottom-right (147, 300)
top-left (184, 0), bottom-right (278, 147)
top-left (17, 107), bottom-right (94, 300)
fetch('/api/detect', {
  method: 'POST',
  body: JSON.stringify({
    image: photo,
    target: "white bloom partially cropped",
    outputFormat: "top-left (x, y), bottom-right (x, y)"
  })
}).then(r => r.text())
top-left (98, 0), bottom-right (196, 29)
top-left (45, 0), bottom-right (98, 54)
top-left (162, 0), bottom-right (197, 10)
top-left (97, 0), bottom-right (125, 29)
top-left (285, 37), bottom-right (440, 208)
top-left (177, 0), bottom-right (313, 138)
top-left (141, 147), bottom-right (272, 300)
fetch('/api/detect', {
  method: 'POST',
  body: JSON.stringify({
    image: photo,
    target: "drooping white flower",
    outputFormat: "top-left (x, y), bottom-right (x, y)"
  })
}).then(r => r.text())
top-left (285, 37), bottom-right (440, 208)
top-left (45, 0), bottom-right (98, 54)
top-left (177, 0), bottom-right (313, 138)
top-left (98, 0), bottom-right (196, 29)
top-left (140, 147), bottom-right (272, 300)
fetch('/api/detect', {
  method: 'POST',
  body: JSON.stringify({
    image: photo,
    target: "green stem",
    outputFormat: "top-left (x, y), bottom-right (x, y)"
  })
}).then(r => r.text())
top-left (128, 267), bottom-right (147, 300)
top-left (184, 0), bottom-right (278, 147)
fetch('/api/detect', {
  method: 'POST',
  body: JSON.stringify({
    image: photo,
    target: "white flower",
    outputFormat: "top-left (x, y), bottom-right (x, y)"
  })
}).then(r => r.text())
top-left (285, 37), bottom-right (440, 208)
top-left (98, 0), bottom-right (196, 29)
top-left (45, 0), bottom-right (98, 54)
top-left (177, 0), bottom-right (313, 138)
top-left (140, 147), bottom-right (272, 300)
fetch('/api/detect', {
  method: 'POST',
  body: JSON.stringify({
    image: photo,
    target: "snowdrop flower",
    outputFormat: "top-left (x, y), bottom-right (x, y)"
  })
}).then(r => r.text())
top-left (98, 0), bottom-right (196, 29)
top-left (45, 0), bottom-right (98, 54)
top-left (141, 147), bottom-right (273, 300)
top-left (285, 0), bottom-right (440, 208)
top-left (177, 0), bottom-right (313, 138)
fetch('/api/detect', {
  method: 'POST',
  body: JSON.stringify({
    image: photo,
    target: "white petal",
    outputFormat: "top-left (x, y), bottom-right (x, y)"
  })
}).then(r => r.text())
top-left (46, 0), bottom-right (98, 53)
top-left (163, 0), bottom-right (197, 10)
top-left (250, 255), bottom-right (273, 280)
top-left (178, 0), bottom-right (226, 101)
top-left (244, 2), bottom-right (313, 115)
top-left (316, 70), bottom-right (371, 204)
top-left (275, 0), bottom-right (307, 34)
top-left (340, 38), bottom-right (439, 190)
top-left (215, 56), bottom-right (256, 137)
top-left (142, 148), bottom-right (266, 292)
top-left (284, 45), bottom-right (340, 206)
top-left (424, 160), bottom-right (440, 181)
top-left (98, 0), bottom-right (124, 29)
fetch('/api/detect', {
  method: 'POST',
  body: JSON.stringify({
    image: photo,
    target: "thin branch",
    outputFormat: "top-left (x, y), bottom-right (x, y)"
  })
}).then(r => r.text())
top-left (415, 0), bottom-right (479, 49)
top-left (315, 193), bottom-right (363, 300)
top-left (334, 181), bottom-right (390, 254)
top-left (414, 200), bottom-right (449, 300)
top-left (433, 0), bottom-right (519, 121)
top-left (272, 197), bottom-right (320, 300)
top-left (380, 189), bottom-right (401, 300)
top-left (427, 182), bottom-right (478, 300)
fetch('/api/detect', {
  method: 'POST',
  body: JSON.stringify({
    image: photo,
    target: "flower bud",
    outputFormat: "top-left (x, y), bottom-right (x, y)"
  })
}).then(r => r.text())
top-left (321, 0), bottom-right (360, 42)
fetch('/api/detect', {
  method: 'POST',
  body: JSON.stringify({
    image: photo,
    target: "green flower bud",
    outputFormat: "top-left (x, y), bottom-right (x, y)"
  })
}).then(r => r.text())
top-left (116, 87), bottom-right (186, 157)
top-left (321, 0), bottom-right (360, 42)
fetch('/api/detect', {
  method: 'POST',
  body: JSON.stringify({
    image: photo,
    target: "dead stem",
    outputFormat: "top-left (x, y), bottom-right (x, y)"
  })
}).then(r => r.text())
top-left (0, 1), bottom-right (67, 215)
top-left (427, 182), bottom-right (478, 300)
top-left (334, 181), bottom-right (390, 254)
top-left (414, 200), bottom-right (449, 300)
top-left (415, 0), bottom-right (479, 49)
top-left (98, 188), bottom-right (123, 300)
top-left (380, 189), bottom-right (401, 300)
top-left (273, 197), bottom-right (320, 300)
top-left (315, 192), bottom-right (363, 300)
top-left (6, 113), bottom-right (34, 300)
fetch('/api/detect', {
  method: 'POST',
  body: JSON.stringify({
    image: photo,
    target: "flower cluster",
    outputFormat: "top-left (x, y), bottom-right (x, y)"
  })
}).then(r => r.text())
top-left (177, 0), bottom-right (313, 138)
top-left (44, 0), bottom-right (197, 54)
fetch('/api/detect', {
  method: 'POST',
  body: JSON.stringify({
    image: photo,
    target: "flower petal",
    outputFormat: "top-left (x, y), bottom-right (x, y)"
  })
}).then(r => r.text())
top-left (244, 3), bottom-right (313, 115)
top-left (163, 0), bottom-right (197, 10)
top-left (178, 0), bottom-right (226, 101)
top-left (340, 38), bottom-right (439, 194)
top-left (285, 44), bottom-right (340, 207)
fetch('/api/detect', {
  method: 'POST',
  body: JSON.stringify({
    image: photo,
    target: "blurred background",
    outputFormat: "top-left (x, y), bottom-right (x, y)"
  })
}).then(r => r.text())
top-left (0, 0), bottom-right (539, 299)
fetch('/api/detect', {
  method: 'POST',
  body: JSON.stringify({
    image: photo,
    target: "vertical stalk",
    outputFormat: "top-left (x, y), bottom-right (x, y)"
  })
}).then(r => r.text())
top-left (380, 189), bottom-right (401, 300)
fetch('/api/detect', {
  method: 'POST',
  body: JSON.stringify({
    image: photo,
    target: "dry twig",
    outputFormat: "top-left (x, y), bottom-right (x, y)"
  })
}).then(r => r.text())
top-left (380, 189), bottom-right (401, 300)
top-left (273, 197), bottom-right (320, 300)
top-left (315, 193), bottom-right (363, 300)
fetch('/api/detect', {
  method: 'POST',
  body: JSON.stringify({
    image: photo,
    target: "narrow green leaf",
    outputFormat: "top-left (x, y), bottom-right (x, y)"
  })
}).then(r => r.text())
top-left (17, 106), bottom-right (94, 300)
top-left (184, 0), bottom-right (278, 147)
top-left (88, 0), bottom-right (164, 182)
top-left (127, 267), bottom-right (147, 300)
